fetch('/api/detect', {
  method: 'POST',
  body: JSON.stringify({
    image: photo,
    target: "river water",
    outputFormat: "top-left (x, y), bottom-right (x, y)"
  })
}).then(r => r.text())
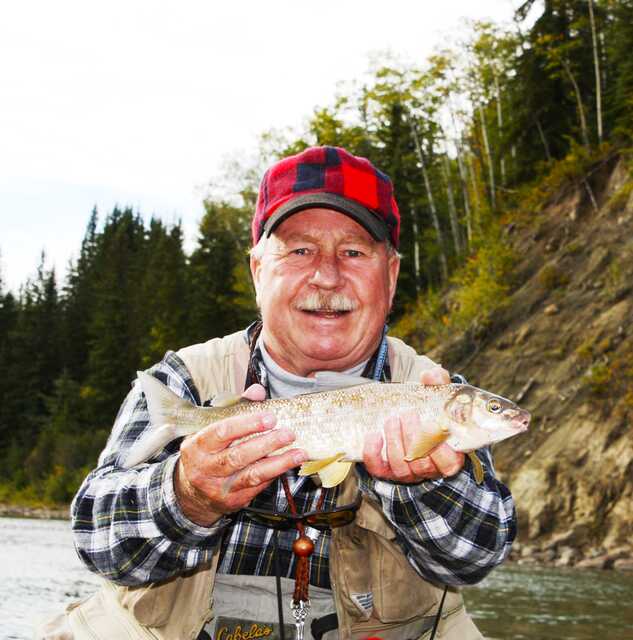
top-left (2, 517), bottom-right (633, 640)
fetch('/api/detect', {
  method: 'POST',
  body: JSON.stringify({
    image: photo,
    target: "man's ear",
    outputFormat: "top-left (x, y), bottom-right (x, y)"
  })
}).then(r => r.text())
top-left (387, 253), bottom-right (400, 306)
top-left (250, 254), bottom-right (262, 301)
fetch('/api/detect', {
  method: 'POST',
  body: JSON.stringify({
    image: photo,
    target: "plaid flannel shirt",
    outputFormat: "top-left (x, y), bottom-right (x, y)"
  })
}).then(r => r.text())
top-left (71, 329), bottom-right (516, 589)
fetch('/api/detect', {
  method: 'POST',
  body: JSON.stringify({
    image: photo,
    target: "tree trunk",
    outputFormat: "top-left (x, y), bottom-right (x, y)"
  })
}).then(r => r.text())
top-left (456, 150), bottom-right (472, 251)
top-left (493, 72), bottom-right (506, 187)
top-left (588, 0), bottom-right (603, 143)
top-left (478, 104), bottom-right (496, 210)
top-left (411, 207), bottom-right (421, 293)
top-left (447, 102), bottom-right (473, 250)
top-left (467, 154), bottom-right (482, 238)
top-left (441, 153), bottom-right (462, 256)
top-left (534, 115), bottom-right (552, 161)
top-left (561, 59), bottom-right (590, 148)
top-left (409, 120), bottom-right (449, 283)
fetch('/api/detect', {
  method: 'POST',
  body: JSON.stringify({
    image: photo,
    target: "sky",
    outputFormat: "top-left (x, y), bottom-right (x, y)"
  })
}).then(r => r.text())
top-left (0, 0), bottom-right (526, 293)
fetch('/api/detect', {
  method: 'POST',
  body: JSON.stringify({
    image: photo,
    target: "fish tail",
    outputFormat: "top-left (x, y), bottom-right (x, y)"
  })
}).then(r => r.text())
top-left (121, 371), bottom-right (200, 468)
top-left (121, 424), bottom-right (179, 468)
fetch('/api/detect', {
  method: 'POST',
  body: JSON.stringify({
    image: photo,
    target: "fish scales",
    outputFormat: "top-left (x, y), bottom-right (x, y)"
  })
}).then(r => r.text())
top-left (123, 374), bottom-right (530, 473)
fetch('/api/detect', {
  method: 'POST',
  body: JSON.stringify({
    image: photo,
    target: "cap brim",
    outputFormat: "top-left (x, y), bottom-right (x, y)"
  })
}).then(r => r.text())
top-left (263, 193), bottom-right (389, 242)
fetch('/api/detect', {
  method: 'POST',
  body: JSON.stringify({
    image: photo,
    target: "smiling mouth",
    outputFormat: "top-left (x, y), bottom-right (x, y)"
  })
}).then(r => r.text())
top-left (301, 309), bottom-right (352, 319)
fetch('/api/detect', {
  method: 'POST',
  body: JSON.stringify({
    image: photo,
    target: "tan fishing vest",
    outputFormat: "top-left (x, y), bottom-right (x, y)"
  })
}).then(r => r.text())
top-left (42, 331), bottom-right (484, 640)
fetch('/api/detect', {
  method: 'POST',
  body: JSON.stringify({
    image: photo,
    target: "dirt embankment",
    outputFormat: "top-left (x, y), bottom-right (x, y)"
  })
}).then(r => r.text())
top-left (430, 154), bottom-right (633, 570)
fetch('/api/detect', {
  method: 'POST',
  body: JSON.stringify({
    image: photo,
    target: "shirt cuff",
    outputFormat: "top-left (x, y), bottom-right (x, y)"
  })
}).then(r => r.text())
top-left (147, 454), bottom-right (231, 547)
top-left (358, 463), bottom-right (445, 497)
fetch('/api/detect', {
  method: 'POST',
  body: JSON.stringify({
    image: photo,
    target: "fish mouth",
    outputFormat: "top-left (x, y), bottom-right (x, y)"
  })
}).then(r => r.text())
top-left (511, 411), bottom-right (531, 432)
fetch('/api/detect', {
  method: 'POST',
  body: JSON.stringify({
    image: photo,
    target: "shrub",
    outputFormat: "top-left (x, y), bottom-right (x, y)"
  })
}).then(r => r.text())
top-left (392, 228), bottom-right (514, 347)
top-left (538, 263), bottom-right (570, 290)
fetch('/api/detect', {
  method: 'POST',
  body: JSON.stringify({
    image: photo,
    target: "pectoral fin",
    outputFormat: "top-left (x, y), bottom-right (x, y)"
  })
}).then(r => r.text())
top-left (299, 453), bottom-right (353, 488)
top-left (404, 426), bottom-right (450, 461)
top-left (467, 451), bottom-right (484, 485)
top-left (299, 453), bottom-right (346, 476)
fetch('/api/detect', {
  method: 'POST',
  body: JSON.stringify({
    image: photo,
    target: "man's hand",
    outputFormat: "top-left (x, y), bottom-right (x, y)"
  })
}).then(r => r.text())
top-left (363, 366), bottom-right (465, 483)
top-left (174, 384), bottom-right (308, 526)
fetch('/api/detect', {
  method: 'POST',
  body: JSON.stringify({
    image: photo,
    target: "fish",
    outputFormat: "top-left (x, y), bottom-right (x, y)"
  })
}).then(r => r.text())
top-left (122, 371), bottom-right (530, 486)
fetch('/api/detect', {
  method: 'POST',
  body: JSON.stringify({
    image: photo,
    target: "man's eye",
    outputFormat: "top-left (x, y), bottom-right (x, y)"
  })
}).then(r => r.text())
top-left (345, 249), bottom-right (364, 258)
top-left (291, 248), bottom-right (310, 256)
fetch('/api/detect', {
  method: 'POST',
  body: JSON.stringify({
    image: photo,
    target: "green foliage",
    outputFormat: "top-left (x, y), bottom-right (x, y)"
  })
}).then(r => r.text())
top-left (538, 263), bottom-right (570, 290)
top-left (5, 1), bottom-right (633, 506)
top-left (390, 289), bottom-right (446, 352)
top-left (0, 202), bottom-right (257, 507)
top-left (447, 238), bottom-right (515, 331)
top-left (515, 141), bottom-right (609, 218)
top-left (392, 228), bottom-right (514, 347)
top-left (606, 180), bottom-right (633, 214)
top-left (584, 361), bottom-right (613, 396)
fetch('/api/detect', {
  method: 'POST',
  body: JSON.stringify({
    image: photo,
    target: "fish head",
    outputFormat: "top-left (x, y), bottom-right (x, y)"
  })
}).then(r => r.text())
top-left (444, 385), bottom-right (530, 448)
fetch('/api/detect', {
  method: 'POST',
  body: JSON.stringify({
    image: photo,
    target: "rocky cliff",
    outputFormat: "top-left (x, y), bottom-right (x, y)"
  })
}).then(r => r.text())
top-left (430, 153), bottom-right (633, 566)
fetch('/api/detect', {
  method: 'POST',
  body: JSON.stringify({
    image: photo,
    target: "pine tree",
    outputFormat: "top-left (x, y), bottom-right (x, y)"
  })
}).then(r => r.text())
top-left (187, 200), bottom-right (257, 343)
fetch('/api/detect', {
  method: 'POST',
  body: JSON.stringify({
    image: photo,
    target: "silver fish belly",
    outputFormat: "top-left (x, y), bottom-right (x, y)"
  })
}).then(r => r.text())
top-left (123, 372), bottom-right (530, 483)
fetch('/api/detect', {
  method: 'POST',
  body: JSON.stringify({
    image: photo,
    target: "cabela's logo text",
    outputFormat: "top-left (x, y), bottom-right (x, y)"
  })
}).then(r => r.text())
top-left (216, 622), bottom-right (273, 640)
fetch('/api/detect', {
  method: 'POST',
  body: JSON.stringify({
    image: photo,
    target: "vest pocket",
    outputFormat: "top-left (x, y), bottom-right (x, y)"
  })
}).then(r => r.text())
top-left (331, 524), bottom-right (374, 621)
top-left (368, 532), bottom-right (441, 622)
top-left (116, 576), bottom-right (182, 627)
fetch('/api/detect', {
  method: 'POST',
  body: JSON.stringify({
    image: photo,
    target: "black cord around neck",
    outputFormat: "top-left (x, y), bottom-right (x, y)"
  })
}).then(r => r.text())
top-left (429, 586), bottom-right (448, 640)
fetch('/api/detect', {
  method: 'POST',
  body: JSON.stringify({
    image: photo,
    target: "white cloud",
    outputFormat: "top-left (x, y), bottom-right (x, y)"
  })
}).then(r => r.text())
top-left (0, 0), bottom-right (521, 292)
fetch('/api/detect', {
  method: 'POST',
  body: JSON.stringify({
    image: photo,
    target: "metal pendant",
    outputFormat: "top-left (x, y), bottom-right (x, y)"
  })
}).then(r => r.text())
top-left (290, 599), bottom-right (311, 640)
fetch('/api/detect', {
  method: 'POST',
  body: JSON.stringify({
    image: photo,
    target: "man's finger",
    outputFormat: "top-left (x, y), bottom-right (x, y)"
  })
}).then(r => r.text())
top-left (207, 427), bottom-right (297, 476)
top-left (225, 449), bottom-right (308, 493)
top-left (241, 384), bottom-right (267, 402)
top-left (407, 455), bottom-right (442, 479)
top-left (420, 366), bottom-right (450, 386)
top-left (362, 431), bottom-right (391, 478)
top-left (385, 414), bottom-right (415, 481)
top-left (191, 411), bottom-right (277, 453)
top-left (429, 444), bottom-right (465, 478)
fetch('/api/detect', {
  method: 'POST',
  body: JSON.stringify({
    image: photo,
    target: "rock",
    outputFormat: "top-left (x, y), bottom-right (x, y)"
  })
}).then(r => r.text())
top-left (555, 546), bottom-right (579, 567)
top-left (576, 555), bottom-right (609, 569)
top-left (544, 525), bottom-right (590, 550)
top-left (515, 325), bottom-right (532, 345)
top-left (544, 304), bottom-right (559, 316)
top-left (517, 557), bottom-right (538, 566)
top-left (585, 546), bottom-right (607, 559)
top-left (535, 549), bottom-right (557, 563)
top-left (613, 559), bottom-right (633, 571)
top-left (520, 544), bottom-right (540, 558)
top-left (606, 546), bottom-right (631, 563)
top-left (496, 337), bottom-right (512, 350)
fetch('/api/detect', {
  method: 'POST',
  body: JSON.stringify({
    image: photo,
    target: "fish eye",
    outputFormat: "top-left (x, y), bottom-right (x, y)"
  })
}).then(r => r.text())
top-left (487, 399), bottom-right (503, 413)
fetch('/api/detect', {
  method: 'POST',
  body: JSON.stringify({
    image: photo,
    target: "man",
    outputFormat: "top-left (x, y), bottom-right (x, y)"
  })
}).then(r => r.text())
top-left (55, 147), bottom-right (515, 640)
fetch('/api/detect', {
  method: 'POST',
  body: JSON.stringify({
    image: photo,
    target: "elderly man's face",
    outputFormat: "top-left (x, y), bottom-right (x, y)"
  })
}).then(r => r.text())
top-left (250, 208), bottom-right (400, 377)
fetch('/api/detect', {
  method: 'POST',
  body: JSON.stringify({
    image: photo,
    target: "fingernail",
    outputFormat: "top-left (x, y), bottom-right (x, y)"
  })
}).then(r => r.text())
top-left (261, 413), bottom-right (276, 428)
top-left (293, 451), bottom-right (308, 465)
top-left (279, 429), bottom-right (295, 444)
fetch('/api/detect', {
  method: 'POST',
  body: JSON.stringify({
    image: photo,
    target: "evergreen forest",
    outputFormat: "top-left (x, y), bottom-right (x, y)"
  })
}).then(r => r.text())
top-left (2, 0), bottom-right (633, 505)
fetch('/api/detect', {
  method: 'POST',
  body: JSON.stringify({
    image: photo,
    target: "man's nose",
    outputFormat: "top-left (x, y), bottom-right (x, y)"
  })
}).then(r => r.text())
top-left (309, 254), bottom-right (342, 289)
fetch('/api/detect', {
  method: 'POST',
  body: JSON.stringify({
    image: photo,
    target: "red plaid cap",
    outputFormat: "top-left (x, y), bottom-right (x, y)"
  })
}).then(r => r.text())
top-left (252, 146), bottom-right (400, 248)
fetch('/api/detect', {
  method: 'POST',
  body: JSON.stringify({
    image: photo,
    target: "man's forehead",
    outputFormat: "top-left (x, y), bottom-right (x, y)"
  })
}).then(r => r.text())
top-left (273, 208), bottom-right (376, 243)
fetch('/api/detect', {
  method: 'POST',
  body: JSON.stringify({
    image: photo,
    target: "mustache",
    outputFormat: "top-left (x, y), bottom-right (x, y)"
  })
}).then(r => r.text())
top-left (294, 292), bottom-right (358, 312)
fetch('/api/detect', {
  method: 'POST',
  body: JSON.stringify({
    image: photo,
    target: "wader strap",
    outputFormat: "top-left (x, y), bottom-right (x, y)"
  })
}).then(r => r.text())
top-left (429, 586), bottom-right (448, 640)
top-left (273, 531), bottom-right (287, 640)
top-left (310, 612), bottom-right (338, 640)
